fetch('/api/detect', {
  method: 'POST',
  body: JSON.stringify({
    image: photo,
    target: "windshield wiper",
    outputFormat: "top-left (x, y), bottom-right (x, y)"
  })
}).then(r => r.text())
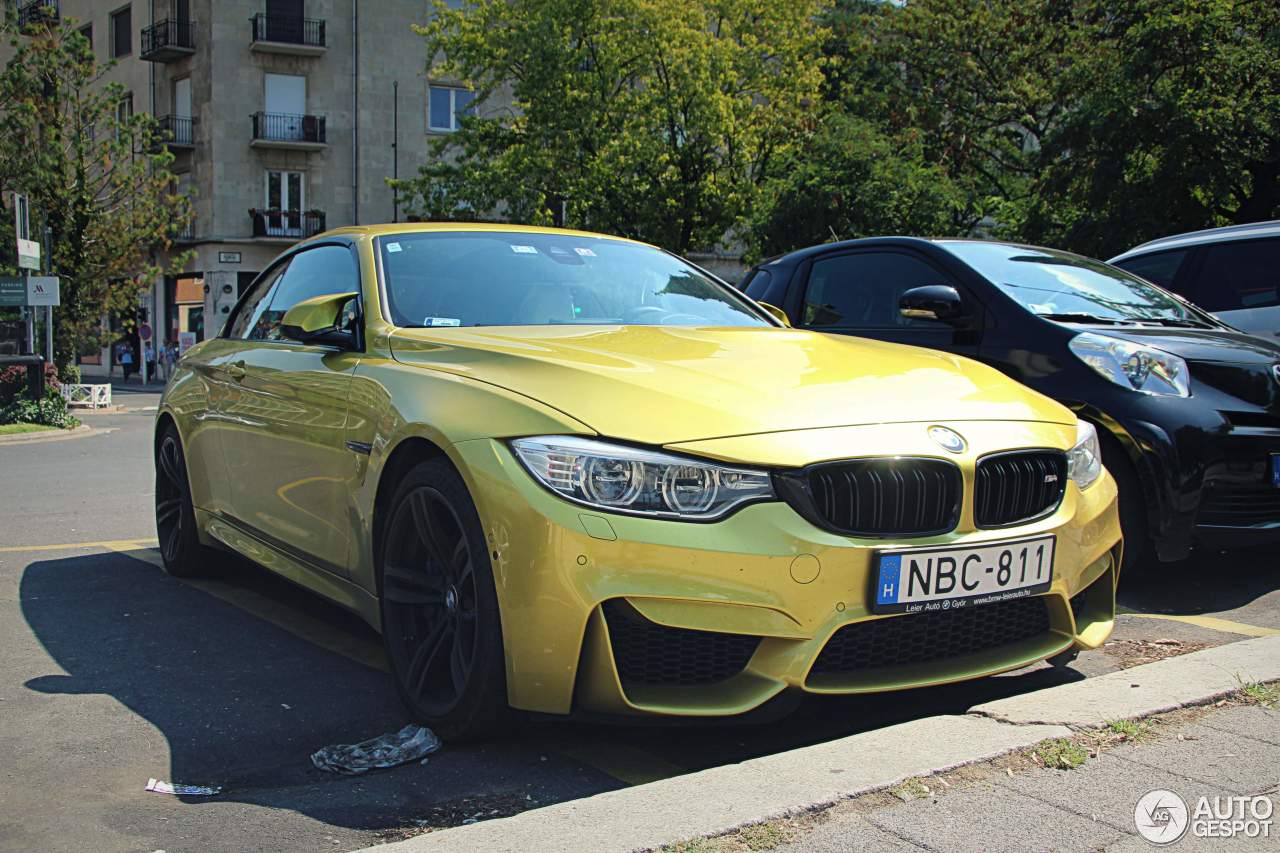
top-left (1035, 312), bottom-right (1136, 325)
top-left (1127, 316), bottom-right (1216, 329)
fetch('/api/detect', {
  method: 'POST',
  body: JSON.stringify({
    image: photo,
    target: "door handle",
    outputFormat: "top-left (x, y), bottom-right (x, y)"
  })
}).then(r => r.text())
top-left (225, 361), bottom-right (246, 380)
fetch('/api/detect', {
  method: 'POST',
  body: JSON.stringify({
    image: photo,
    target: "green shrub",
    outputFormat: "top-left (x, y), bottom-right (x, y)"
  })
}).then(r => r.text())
top-left (0, 363), bottom-right (60, 406)
top-left (0, 386), bottom-right (78, 429)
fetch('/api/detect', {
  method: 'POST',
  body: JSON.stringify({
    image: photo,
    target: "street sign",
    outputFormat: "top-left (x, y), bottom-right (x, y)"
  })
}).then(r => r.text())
top-left (0, 276), bottom-right (23, 307)
top-left (139, 323), bottom-right (152, 342)
top-left (26, 276), bottom-right (59, 306)
top-left (178, 331), bottom-right (196, 353)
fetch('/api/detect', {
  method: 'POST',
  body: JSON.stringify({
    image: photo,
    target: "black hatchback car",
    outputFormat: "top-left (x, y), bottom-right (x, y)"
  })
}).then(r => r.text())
top-left (742, 238), bottom-right (1280, 570)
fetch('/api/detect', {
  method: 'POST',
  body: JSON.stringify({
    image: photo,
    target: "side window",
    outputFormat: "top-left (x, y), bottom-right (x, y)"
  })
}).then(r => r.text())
top-left (227, 262), bottom-right (289, 340)
top-left (1190, 239), bottom-right (1280, 312)
top-left (802, 252), bottom-right (958, 328)
top-left (742, 268), bottom-right (771, 299)
top-left (258, 245), bottom-right (361, 341)
top-left (1112, 250), bottom-right (1188, 290)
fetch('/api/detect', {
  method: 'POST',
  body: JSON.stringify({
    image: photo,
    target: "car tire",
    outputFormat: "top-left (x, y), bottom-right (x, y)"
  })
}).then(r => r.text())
top-left (155, 422), bottom-right (220, 578)
top-left (378, 457), bottom-right (510, 742)
top-left (1098, 435), bottom-right (1151, 575)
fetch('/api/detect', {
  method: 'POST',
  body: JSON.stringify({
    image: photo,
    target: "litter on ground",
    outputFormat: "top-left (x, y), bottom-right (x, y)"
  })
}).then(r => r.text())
top-left (145, 778), bottom-right (222, 796)
top-left (310, 724), bottom-right (442, 775)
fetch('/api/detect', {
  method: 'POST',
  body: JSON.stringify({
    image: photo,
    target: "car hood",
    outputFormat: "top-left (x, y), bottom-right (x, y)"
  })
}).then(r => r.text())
top-left (389, 325), bottom-right (1074, 445)
top-left (1084, 325), bottom-right (1280, 365)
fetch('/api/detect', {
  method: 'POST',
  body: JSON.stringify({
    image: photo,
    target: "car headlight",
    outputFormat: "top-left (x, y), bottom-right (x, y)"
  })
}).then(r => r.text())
top-left (511, 436), bottom-right (775, 520)
top-left (1068, 420), bottom-right (1103, 490)
top-left (1068, 332), bottom-right (1190, 397)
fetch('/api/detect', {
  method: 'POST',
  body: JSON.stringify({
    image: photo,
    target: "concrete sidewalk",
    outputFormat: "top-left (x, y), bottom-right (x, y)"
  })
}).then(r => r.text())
top-left (364, 636), bottom-right (1280, 853)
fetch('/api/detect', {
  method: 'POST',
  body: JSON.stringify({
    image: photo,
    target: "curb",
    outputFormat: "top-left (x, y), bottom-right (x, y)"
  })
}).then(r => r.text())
top-left (0, 424), bottom-right (110, 445)
top-left (361, 635), bottom-right (1280, 853)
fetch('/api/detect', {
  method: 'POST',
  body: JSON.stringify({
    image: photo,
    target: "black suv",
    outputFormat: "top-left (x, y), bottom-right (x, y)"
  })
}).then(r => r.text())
top-left (742, 238), bottom-right (1280, 571)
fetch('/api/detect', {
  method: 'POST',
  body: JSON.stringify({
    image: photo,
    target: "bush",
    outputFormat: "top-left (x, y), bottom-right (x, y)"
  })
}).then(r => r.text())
top-left (0, 386), bottom-right (79, 429)
top-left (0, 363), bottom-right (60, 405)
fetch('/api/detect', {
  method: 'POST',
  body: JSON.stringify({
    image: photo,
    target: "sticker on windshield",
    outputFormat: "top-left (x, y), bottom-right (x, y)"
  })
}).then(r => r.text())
top-left (511, 245), bottom-right (538, 254)
top-left (386, 242), bottom-right (402, 253)
top-left (422, 317), bottom-right (461, 327)
top-left (573, 247), bottom-right (596, 257)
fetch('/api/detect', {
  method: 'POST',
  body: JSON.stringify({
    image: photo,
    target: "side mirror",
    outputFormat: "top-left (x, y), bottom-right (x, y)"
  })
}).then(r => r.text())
top-left (279, 291), bottom-right (360, 348)
top-left (899, 285), bottom-right (964, 322)
top-left (757, 301), bottom-right (792, 327)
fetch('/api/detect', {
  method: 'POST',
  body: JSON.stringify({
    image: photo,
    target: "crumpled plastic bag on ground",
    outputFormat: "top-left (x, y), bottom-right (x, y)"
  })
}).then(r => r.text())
top-left (310, 724), bottom-right (442, 775)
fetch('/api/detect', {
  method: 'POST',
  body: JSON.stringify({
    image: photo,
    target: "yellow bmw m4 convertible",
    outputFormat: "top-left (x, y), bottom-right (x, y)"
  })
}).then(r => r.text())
top-left (155, 223), bottom-right (1121, 739)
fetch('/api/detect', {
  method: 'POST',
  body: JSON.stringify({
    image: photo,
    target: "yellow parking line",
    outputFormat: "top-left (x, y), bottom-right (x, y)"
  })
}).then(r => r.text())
top-left (0, 538), bottom-right (159, 553)
top-left (553, 741), bottom-right (686, 786)
top-left (1118, 607), bottom-right (1280, 638)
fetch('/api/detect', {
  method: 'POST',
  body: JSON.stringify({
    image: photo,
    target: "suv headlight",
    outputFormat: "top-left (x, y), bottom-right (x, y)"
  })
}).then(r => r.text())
top-left (1068, 420), bottom-right (1103, 490)
top-left (1068, 332), bottom-right (1190, 397)
top-left (511, 436), bottom-right (775, 520)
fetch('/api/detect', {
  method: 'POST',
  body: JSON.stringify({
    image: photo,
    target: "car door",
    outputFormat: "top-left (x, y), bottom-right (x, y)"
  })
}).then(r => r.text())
top-left (794, 249), bottom-right (982, 357)
top-left (217, 243), bottom-right (363, 575)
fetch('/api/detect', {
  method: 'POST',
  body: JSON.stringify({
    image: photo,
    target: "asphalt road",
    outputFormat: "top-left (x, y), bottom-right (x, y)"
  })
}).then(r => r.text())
top-left (2, 386), bottom-right (1277, 852)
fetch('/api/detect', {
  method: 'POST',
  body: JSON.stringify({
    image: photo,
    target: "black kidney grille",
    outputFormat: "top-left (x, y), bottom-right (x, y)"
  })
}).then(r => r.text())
top-left (810, 595), bottom-right (1051, 677)
top-left (974, 451), bottom-right (1068, 528)
top-left (602, 600), bottom-right (761, 688)
top-left (799, 458), bottom-right (962, 537)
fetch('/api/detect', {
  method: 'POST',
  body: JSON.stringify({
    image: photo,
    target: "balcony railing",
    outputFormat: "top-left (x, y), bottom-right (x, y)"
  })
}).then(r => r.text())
top-left (141, 19), bottom-right (196, 61)
top-left (158, 115), bottom-right (195, 147)
top-left (17, 0), bottom-right (59, 30)
top-left (251, 111), bottom-right (326, 147)
top-left (251, 210), bottom-right (325, 240)
top-left (249, 13), bottom-right (325, 50)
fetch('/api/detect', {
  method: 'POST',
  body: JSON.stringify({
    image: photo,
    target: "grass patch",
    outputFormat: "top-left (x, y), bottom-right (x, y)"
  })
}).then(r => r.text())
top-left (1032, 738), bottom-right (1089, 770)
top-left (739, 823), bottom-right (795, 850)
top-left (1105, 718), bottom-right (1152, 741)
top-left (0, 422), bottom-right (57, 435)
top-left (1236, 677), bottom-right (1279, 708)
top-left (891, 777), bottom-right (932, 801)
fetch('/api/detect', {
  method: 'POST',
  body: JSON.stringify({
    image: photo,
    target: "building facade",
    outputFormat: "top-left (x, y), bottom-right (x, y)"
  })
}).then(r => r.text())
top-left (8, 0), bottom-right (475, 371)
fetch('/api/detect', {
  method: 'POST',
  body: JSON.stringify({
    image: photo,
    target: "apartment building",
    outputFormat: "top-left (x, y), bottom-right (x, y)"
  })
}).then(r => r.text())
top-left (7, 0), bottom-right (476, 368)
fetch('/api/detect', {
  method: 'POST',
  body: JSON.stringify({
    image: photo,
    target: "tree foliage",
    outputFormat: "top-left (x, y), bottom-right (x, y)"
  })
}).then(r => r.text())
top-left (0, 18), bottom-right (192, 375)
top-left (393, 0), bottom-right (827, 255)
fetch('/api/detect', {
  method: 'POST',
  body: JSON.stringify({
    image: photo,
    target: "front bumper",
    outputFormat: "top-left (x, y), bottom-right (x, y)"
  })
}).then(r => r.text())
top-left (453, 422), bottom-right (1122, 718)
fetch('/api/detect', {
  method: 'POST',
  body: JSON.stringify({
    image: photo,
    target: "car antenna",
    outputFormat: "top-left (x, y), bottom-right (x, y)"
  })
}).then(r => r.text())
top-left (828, 226), bottom-right (841, 243)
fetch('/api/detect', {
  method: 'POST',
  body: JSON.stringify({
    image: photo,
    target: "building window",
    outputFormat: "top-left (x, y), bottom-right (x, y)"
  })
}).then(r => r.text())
top-left (115, 93), bottom-right (133, 140)
top-left (110, 5), bottom-right (132, 58)
top-left (428, 85), bottom-right (475, 132)
top-left (78, 23), bottom-right (93, 54)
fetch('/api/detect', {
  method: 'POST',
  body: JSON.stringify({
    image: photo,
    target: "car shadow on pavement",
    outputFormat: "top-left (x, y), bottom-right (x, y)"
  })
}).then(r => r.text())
top-left (1118, 545), bottom-right (1280, 617)
top-left (18, 550), bottom-right (617, 833)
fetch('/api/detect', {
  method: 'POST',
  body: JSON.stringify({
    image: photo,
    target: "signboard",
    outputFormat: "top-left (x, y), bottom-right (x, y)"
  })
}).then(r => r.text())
top-left (12, 192), bottom-right (40, 271)
top-left (0, 275), bottom-right (58, 307)
top-left (139, 323), bottom-right (153, 342)
top-left (26, 276), bottom-right (59, 306)
top-left (218, 251), bottom-right (242, 264)
top-left (0, 276), bottom-right (23, 307)
top-left (178, 331), bottom-right (196, 354)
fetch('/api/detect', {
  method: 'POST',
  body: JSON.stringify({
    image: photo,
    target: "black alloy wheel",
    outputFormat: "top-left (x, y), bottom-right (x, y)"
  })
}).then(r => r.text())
top-left (379, 458), bottom-right (509, 741)
top-left (154, 423), bottom-right (217, 577)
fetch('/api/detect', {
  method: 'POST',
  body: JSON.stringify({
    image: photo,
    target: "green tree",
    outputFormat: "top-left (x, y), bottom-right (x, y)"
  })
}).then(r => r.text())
top-left (1019, 0), bottom-right (1280, 258)
top-left (0, 17), bottom-right (193, 375)
top-left (393, 0), bottom-right (827, 255)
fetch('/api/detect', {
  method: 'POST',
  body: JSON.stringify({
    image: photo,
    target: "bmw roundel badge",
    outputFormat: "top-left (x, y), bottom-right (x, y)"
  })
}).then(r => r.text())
top-left (928, 426), bottom-right (967, 454)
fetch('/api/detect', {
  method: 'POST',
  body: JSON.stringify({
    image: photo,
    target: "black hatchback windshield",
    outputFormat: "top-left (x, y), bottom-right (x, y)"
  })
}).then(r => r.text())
top-left (939, 241), bottom-right (1213, 326)
top-left (377, 231), bottom-right (769, 329)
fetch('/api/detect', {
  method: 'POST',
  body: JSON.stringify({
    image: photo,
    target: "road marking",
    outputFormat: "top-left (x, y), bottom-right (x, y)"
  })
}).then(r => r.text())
top-left (0, 538), bottom-right (159, 553)
top-left (1118, 607), bottom-right (1280, 638)
top-left (552, 740), bottom-right (686, 786)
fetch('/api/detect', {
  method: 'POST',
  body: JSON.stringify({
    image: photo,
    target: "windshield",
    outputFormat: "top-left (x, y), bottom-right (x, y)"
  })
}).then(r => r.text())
top-left (377, 231), bottom-right (769, 329)
top-left (939, 241), bottom-right (1210, 325)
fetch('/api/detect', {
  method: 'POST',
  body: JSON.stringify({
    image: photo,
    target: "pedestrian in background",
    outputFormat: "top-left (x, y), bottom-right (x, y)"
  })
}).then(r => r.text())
top-left (120, 344), bottom-right (134, 382)
top-left (160, 340), bottom-right (176, 382)
top-left (144, 340), bottom-right (156, 383)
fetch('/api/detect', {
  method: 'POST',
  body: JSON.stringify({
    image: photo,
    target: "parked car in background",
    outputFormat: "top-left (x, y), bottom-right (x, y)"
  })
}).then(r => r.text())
top-left (155, 224), bottom-right (1121, 739)
top-left (1110, 221), bottom-right (1280, 341)
top-left (742, 238), bottom-right (1280, 573)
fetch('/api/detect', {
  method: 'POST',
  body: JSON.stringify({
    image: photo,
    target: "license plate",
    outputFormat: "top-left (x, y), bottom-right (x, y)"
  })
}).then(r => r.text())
top-left (1272, 455), bottom-right (1280, 488)
top-left (871, 535), bottom-right (1055, 614)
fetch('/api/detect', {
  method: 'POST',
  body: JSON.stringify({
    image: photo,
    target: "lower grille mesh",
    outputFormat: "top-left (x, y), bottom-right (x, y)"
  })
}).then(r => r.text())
top-left (810, 596), bottom-right (1051, 676)
top-left (1200, 486), bottom-right (1280, 526)
top-left (602, 600), bottom-right (761, 687)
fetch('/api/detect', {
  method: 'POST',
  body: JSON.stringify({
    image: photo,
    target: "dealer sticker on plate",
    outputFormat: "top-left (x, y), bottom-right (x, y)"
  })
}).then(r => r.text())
top-left (871, 534), bottom-right (1055, 614)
